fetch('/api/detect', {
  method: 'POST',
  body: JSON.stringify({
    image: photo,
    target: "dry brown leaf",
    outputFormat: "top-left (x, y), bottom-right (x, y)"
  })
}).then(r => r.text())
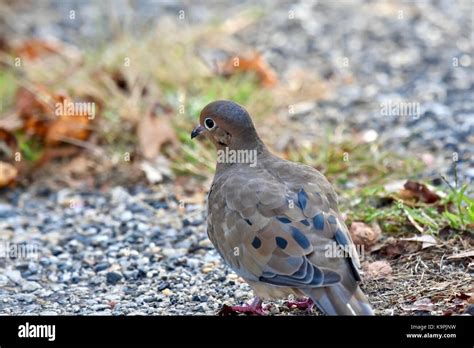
top-left (45, 116), bottom-right (91, 145)
top-left (15, 87), bottom-right (93, 145)
top-left (12, 39), bottom-right (60, 60)
top-left (137, 104), bottom-right (177, 160)
top-left (11, 38), bottom-right (82, 62)
top-left (0, 161), bottom-right (18, 187)
top-left (363, 260), bottom-right (393, 280)
top-left (46, 94), bottom-right (93, 145)
top-left (400, 180), bottom-right (441, 204)
top-left (16, 87), bottom-right (53, 138)
top-left (221, 52), bottom-right (277, 87)
top-left (349, 221), bottom-right (381, 249)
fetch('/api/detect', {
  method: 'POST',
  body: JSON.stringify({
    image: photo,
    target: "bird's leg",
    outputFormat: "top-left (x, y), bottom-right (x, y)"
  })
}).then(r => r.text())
top-left (218, 297), bottom-right (266, 316)
top-left (284, 297), bottom-right (314, 313)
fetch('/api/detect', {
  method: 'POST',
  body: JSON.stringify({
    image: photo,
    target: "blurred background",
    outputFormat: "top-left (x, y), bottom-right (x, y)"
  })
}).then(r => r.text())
top-left (0, 0), bottom-right (472, 316)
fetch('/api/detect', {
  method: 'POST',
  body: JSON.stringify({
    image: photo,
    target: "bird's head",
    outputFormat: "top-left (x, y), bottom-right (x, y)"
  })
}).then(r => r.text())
top-left (191, 100), bottom-right (262, 151)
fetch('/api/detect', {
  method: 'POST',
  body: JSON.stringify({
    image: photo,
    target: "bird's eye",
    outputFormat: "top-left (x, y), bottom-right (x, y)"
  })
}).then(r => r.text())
top-left (204, 118), bottom-right (215, 130)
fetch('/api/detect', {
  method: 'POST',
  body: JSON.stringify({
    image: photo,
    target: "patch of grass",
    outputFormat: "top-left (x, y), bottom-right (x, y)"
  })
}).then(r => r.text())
top-left (0, 70), bottom-right (17, 111)
top-left (344, 179), bottom-right (473, 236)
top-left (286, 136), bottom-right (424, 187)
top-left (287, 134), bottom-right (473, 236)
top-left (1, 19), bottom-right (273, 177)
top-left (441, 182), bottom-right (474, 231)
top-left (15, 132), bottom-right (43, 162)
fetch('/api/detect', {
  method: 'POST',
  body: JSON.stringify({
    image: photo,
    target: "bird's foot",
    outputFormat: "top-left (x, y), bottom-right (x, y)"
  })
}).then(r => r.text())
top-left (218, 297), bottom-right (266, 316)
top-left (284, 298), bottom-right (314, 313)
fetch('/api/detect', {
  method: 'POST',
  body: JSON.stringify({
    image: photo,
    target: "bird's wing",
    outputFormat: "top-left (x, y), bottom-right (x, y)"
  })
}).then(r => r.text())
top-left (207, 163), bottom-right (361, 288)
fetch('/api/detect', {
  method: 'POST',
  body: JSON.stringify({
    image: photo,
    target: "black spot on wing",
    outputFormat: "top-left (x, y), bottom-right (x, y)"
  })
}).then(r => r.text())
top-left (245, 219), bottom-right (252, 226)
top-left (275, 237), bottom-right (288, 249)
top-left (334, 228), bottom-right (348, 246)
top-left (290, 226), bottom-right (310, 249)
top-left (252, 237), bottom-right (262, 249)
top-left (276, 216), bottom-right (291, 224)
top-left (297, 189), bottom-right (308, 210)
top-left (300, 219), bottom-right (310, 226)
top-left (313, 213), bottom-right (325, 230)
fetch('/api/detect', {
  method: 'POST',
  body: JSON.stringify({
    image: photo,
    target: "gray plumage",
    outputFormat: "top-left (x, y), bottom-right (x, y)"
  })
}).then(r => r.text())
top-left (192, 100), bottom-right (374, 315)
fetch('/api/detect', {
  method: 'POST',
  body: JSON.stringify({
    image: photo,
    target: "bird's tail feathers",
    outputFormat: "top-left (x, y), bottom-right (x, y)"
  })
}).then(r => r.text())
top-left (306, 284), bottom-right (374, 316)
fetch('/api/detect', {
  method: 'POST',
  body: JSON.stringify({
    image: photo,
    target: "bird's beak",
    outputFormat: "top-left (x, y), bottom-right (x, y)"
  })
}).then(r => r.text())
top-left (191, 124), bottom-right (205, 139)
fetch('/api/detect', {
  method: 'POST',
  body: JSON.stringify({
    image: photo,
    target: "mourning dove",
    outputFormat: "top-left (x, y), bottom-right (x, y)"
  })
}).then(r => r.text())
top-left (191, 100), bottom-right (374, 315)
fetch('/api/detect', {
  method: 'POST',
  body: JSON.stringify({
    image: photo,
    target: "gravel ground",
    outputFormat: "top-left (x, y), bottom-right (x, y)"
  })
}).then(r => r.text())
top-left (237, 0), bottom-right (473, 182)
top-left (1, 186), bottom-right (225, 315)
top-left (0, 0), bottom-right (472, 315)
top-left (0, 186), bottom-right (299, 315)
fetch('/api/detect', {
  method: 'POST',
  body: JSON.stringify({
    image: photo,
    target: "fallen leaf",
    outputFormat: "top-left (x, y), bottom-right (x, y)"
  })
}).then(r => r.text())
top-left (0, 161), bottom-right (18, 187)
top-left (220, 52), bottom-right (277, 87)
top-left (15, 87), bottom-right (93, 146)
top-left (137, 103), bottom-right (177, 160)
top-left (455, 292), bottom-right (471, 301)
top-left (46, 119), bottom-right (91, 145)
top-left (11, 38), bottom-right (82, 62)
top-left (402, 298), bottom-right (434, 312)
top-left (46, 94), bottom-right (94, 145)
top-left (400, 180), bottom-right (441, 204)
top-left (16, 86), bottom-right (52, 138)
top-left (349, 221), bottom-right (381, 249)
top-left (400, 235), bottom-right (438, 249)
top-left (447, 250), bottom-right (474, 260)
top-left (12, 39), bottom-right (61, 60)
top-left (363, 260), bottom-right (393, 280)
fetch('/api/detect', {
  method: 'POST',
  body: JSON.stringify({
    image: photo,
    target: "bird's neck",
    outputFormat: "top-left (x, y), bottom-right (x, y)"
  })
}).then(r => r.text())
top-left (215, 138), bottom-right (270, 172)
